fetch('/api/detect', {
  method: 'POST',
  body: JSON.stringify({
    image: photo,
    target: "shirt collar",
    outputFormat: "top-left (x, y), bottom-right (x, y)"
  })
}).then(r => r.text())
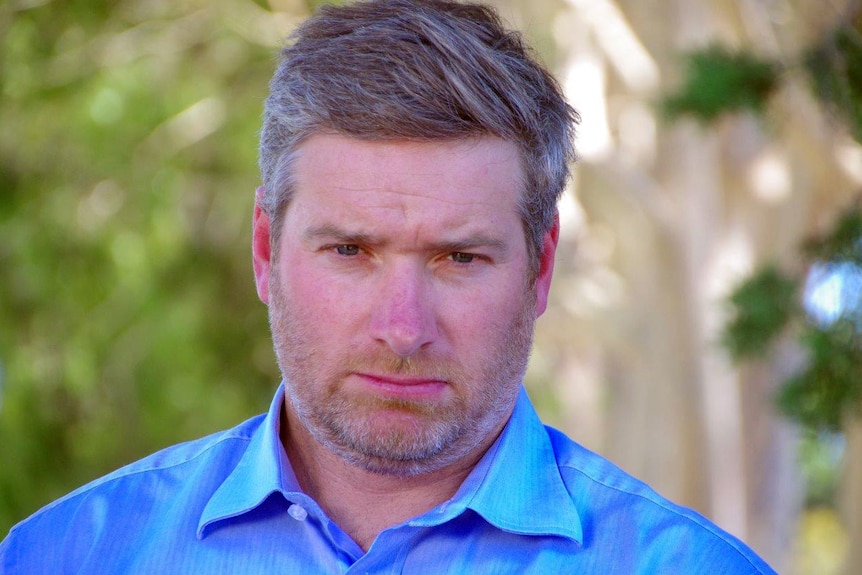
top-left (430, 386), bottom-right (583, 544)
top-left (197, 383), bottom-right (300, 538)
top-left (198, 383), bottom-right (583, 544)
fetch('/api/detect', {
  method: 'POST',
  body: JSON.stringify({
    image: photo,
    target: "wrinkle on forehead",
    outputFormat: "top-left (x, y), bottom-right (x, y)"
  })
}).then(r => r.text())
top-left (286, 134), bottom-right (525, 251)
top-left (292, 134), bottom-right (522, 197)
top-left (338, 189), bottom-right (505, 226)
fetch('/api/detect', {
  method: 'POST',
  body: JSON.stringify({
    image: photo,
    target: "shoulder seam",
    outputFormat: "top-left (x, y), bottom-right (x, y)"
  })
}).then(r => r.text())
top-left (558, 462), bottom-right (770, 573)
top-left (7, 422), bottom-right (261, 534)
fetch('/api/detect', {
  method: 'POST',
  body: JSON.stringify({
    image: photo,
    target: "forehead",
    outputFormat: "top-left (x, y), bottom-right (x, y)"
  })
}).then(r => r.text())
top-left (293, 134), bottom-right (523, 202)
top-left (287, 134), bottom-right (525, 233)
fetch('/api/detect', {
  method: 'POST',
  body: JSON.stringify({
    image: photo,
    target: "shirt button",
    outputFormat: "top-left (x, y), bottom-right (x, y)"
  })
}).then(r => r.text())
top-left (288, 504), bottom-right (308, 521)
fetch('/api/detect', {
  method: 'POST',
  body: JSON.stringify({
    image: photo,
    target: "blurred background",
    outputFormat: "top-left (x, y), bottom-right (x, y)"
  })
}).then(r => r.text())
top-left (1, 0), bottom-right (861, 572)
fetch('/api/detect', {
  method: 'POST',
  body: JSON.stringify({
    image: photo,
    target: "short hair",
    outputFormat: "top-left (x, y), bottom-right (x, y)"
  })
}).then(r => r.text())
top-left (259, 0), bottom-right (579, 274)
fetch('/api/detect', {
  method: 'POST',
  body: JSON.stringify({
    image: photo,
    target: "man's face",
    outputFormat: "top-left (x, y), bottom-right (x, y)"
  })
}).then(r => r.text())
top-left (253, 134), bottom-right (558, 477)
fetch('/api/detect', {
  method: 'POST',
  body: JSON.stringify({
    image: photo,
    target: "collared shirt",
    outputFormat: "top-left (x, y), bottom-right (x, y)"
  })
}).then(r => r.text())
top-left (1, 383), bottom-right (776, 574)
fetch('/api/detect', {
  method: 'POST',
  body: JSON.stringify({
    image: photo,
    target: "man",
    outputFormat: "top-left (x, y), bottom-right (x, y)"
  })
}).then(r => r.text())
top-left (1, 0), bottom-right (777, 573)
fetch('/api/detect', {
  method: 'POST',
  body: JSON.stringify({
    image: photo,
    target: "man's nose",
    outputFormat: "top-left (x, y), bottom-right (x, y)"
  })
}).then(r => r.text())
top-left (370, 261), bottom-right (439, 357)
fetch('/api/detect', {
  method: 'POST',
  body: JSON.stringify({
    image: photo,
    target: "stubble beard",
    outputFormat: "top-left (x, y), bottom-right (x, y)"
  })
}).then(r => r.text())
top-left (267, 269), bottom-right (536, 478)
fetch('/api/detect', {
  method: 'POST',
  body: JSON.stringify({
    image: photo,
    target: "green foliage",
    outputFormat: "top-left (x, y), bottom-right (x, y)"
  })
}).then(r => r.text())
top-left (0, 0), bottom-right (308, 535)
top-left (662, 46), bottom-right (780, 121)
top-left (802, 203), bottom-right (862, 265)
top-left (669, 17), bottom-right (862, 434)
top-left (722, 204), bottom-right (862, 432)
top-left (797, 430), bottom-right (844, 507)
top-left (777, 320), bottom-right (862, 431)
top-left (779, 205), bottom-right (862, 431)
top-left (804, 15), bottom-right (862, 142)
top-left (663, 16), bottom-right (861, 137)
top-left (721, 266), bottom-right (798, 361)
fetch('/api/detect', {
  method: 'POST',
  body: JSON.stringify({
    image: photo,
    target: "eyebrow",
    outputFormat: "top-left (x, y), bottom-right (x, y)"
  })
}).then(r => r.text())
top-left (303, 223), bottom-right (381, 246)
top-left (433, 236), bottom-right (509, 254)
top-left (302, 223), bottom-right (509, 253)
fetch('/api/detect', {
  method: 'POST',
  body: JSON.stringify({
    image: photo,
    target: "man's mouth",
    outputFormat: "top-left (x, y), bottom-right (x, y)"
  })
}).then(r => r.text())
top-left (351, 373), bottom-right (449, 400)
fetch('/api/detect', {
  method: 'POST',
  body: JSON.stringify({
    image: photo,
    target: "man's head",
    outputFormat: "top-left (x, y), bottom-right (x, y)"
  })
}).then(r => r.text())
top-left (253, 0), bottom-right (578, 479)
top-left (258, 0), bottom-right (578, 276)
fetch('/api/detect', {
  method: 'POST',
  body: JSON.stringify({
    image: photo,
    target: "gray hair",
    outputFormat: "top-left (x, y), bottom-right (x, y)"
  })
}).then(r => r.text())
top-left (259, 0), bottom-right (579, 274)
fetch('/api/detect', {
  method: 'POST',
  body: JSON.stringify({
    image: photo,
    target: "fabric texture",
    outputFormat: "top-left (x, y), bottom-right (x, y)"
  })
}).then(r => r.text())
top-left (1, 383), bottom-right (777, 574)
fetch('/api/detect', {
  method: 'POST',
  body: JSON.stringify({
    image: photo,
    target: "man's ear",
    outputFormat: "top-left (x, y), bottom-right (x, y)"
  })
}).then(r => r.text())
top-left (534, 213), bottom-right (560, 318)
top-left (252, 186), bottom-right (272, 305)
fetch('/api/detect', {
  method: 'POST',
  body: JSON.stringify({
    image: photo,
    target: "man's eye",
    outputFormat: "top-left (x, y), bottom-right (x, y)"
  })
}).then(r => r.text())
top-left (335, 245), bottom-right (360, 256)
top-left (450, 252), bottom-right (475, 264)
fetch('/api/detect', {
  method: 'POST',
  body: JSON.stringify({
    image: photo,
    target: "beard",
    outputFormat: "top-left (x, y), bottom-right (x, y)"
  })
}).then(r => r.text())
top-left (267, 268), bottom-right (537, 478)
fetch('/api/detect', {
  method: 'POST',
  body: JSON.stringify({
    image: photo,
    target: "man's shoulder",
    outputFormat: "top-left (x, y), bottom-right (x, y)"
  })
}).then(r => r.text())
top-left (1, 413), bottom-right (266, 560)
top-left (48, 413), bottom-right (263, 507)
top-left (541, 425), bottom-right (777, 574)
top-left (543, 424), bottom-right (670, 503)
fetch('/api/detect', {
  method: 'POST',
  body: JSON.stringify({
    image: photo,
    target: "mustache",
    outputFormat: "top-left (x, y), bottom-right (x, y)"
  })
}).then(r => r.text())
top-left (340, 352), bottom-right (461, 381)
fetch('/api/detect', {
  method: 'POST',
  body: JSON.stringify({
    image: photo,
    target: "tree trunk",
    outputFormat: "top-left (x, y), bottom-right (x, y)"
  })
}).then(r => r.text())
top-left (842, 418), bottom-right (862, 575)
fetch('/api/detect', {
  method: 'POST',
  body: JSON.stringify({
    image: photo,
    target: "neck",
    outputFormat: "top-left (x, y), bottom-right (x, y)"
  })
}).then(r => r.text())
top-left (280, 408), bottom-right (496, 551)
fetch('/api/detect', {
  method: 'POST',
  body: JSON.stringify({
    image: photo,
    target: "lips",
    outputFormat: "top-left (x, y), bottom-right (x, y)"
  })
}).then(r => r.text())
top-left (352, 373), bottom-right (448, 399)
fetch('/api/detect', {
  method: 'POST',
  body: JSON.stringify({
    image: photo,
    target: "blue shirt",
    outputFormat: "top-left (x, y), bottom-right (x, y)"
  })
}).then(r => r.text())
top-left (1, 383), bottom-right (776, 574)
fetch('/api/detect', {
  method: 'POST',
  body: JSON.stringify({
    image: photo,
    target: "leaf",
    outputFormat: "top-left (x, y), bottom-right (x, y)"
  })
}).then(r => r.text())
top-left (662, 46), bottom-right (780, 122)
top-left (803, 202), bottom-right (862, 265)
top-left (721, 265), bottom-right (798, 361)
top-left (776, 321), bottom-right (862, 431)
top-left (803, 17), bottom-right (862, 143)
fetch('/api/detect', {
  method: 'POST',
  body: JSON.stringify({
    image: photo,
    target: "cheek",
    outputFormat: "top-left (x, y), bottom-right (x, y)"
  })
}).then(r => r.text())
top-left (440, 282), bottom-right (530, 342)
top-left (278, 262), bottom-right (366, 326)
